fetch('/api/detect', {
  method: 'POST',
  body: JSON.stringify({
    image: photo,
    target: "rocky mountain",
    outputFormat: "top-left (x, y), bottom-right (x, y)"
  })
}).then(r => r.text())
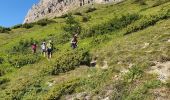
top-left (23, 0), bottom-right (123, 23)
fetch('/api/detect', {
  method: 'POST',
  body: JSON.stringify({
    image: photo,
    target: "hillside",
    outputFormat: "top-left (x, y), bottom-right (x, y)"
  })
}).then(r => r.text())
top-left (0, 0), bottom-right (170, 100)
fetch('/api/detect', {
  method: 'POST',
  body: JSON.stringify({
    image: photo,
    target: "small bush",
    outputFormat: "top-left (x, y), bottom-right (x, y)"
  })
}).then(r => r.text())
top-left (0, 68), bottom-right (5, 76)
top-left (0, 63), bottom-right (13, 76)
top-left (58, 14), bottom-right (69, 18)
top-left (85, 7), bottom-right (97, 13)
top-left (124, 66), bottom-right (143, 83)
top-left (0, 26), bottom-right (11, 33)
top-left (133, 0), bottom-right (146, 5)
top-left (46, 79), bottom-right (81, 100)
top-left (124, 9), bottom-right (170, 35)
top-left (51, 48), bottom-right (91, 75)
top-left (74, 12), bottom-right (83, 16)
top-left (81, 13), bottom-right (139, 38)
top-left (36, 19), bottom-right (55, 26)
top-left (144, 80), bottom-right (162, 89)
top-left (82, 15), bottom-right (91, 22)
top-left (166, 80), bottom-right (170, 88)
top-left (91, 35), bottom-right (111, 46)
top-left (0, 78), bottom-right (10, 85)
top-left (11, 24), bottom-right (22, 29)
top-left (63, 14), bottom-right (81, 34)
top-left (11, 38), bottom-right (37, 53)
top-left (22, 23), bottom-right (34, 29)
top-left (0, 57), bottom-right (4, 64)
top-left (8, 54), bottom-right (41, 68)
top-left (55, 32), bottom-right (71, 44)
top-left (152, 0), bottom-right (170, 7)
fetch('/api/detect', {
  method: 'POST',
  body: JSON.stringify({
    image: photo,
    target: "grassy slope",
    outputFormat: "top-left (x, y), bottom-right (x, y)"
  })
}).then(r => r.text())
top-left (0, 0), bottom-right (170, 99)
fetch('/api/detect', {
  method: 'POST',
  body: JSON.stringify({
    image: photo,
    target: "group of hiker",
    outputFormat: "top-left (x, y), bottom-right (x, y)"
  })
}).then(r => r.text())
top-left (31, 40), bottom-right (53, 59)
top-left (31, 33), bottom-right (78, 59)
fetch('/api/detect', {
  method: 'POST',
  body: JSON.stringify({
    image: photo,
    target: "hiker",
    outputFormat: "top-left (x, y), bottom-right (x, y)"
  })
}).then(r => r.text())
top-left (71, 34), bottom-right (78, 49)
top-left (41, 42), bottom-right (46, 57)
top-left (46, 40), bottom-right (53, 59)
top-left (32, 43), bottom-right (37, 53)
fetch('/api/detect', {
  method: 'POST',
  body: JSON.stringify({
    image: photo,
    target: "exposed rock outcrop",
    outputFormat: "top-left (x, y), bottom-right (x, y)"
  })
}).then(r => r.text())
top-left (23, 0), bottom-right (123, 23)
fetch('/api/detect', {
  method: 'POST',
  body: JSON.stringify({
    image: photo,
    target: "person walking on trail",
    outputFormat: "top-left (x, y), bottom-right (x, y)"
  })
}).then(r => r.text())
top-left (46, 40), bottom-right (53, 59)
top-left (41, 42), bottom-right (46, 57)
top-left (71, 34), bottom-right (78, 49)
top-left (32, 43), bottom-right (37, 54)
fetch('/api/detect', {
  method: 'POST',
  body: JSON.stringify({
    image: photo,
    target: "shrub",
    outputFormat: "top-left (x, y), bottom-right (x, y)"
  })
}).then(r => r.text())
top-left (85, 7), bottom-right (97, 13)
top-left (81, 13), bottom-right (139, 38)
top-left (144, 80), bottom-right (162, 89)
top-left (82, 15), bottom-right (91, 22)
top-left (8, 54), bottom-right (41, 68)
top-left (123, 66), bottom-right (143, 83)
top-left (55, 32), bottom-right (71, 44)
top-left (63, 14), bottom-right (81, 34)
top-left (11, 24), bottom-right (22, 29)
top-left (22, 23), bottom-right (34, 29)
top-left (91, 35), bottom-right (111, 46)
top-left (0, 63), bottom-right (13, 76)
top-left (11, 38), bottom-right (37, 53)
top-left (0, 70), bottom-right (4, 76)
top-left (166, 80), bottom-right (170, 88)
top-left (36, 19), bottom-right (55, 26)
top-left (0, 26), bottom-right (11, 33)
top-left (74, 12), bottom-right (83, 16)
top-left (0, 78), bottom-right (10, 85)
top-left (0, 57), bottom-right (4, 64)
top-left (58, 14), bottom-right (69, 18)
top-left (152, 0), bottom-right (170, 7)
top-left (124, 9), bottom-right (170, 35)
top-left (51, 48), bottom-right (91, 75)
top-left (46, 78), bottom-right (81, 100)
top-left (133, 0), bottom-right (146, 5)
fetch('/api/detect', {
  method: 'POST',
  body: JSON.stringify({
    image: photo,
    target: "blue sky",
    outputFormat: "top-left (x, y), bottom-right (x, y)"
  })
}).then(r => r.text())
top-left (0, 0), bottom-right (39, 27)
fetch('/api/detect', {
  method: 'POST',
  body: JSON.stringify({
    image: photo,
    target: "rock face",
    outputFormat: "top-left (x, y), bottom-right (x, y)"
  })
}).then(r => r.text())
top-left (23, 0), bottom-right (123, 23)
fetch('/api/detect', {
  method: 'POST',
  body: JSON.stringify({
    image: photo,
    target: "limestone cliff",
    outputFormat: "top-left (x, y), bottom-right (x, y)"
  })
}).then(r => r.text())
top-left (24, 0), bottom-right (123, 23)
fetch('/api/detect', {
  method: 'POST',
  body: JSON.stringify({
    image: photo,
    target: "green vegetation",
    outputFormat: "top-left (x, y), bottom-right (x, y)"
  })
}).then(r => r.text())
top-left (85, 7), bottom-right (97, 13)
top-left (0, 0), bottom-right (170, 99)
top-left (36, 19), bottom-right (56, 26)
top-left (51, 48), bottom-right (91, 75)
top-left (21, 23), bottom-right (34, 29)
top-left (64, 14), bottom-right (81, 34)
top-left (11, 24), bottom-right (23, 29)
top-left (0, 26), bottom-right (11, 33)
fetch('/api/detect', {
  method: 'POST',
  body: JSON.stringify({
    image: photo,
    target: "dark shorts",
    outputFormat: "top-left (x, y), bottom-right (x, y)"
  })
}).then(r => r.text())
top-left (33, 48), bottom-right (36, 52)
top-left (47, 49), bottom-right (52, 55)
top-left (71, 43), bottom-right (77, 49)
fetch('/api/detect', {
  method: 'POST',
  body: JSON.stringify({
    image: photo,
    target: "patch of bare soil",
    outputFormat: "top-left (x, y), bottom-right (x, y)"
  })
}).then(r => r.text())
top-left (148, 61), bottom-right (170, 82)
top-left (150, 87), bottom-right (170, 100)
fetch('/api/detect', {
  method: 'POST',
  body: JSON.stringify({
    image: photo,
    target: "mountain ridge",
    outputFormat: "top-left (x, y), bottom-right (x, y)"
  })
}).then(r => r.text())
top-left (23, 0), bottom-right (123, 23)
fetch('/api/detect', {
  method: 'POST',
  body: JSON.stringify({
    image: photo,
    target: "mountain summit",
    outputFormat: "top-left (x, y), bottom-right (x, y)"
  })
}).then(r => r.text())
top-left (23, 0), bottom-right (123, 23)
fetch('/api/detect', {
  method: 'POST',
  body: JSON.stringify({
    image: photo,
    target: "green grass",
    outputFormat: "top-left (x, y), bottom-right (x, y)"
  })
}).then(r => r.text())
top-left (0, 0), bottom-right (170, 99)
